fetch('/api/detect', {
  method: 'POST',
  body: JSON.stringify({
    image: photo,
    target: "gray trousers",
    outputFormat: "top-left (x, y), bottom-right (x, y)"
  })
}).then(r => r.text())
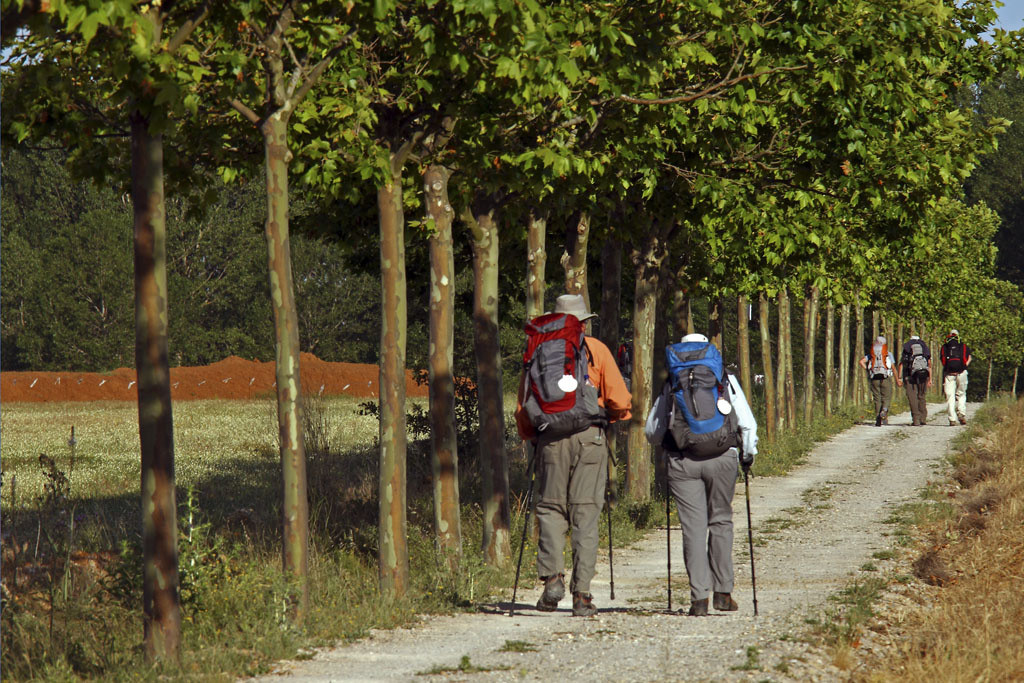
top-left (535, 425), bottom-right (608, 595)
top-left (869, 377), bottom-right (893, 417)
top-left (904, 379), bottom-right (928, 424)
top-left (668, 448), bottom-right (738, 602)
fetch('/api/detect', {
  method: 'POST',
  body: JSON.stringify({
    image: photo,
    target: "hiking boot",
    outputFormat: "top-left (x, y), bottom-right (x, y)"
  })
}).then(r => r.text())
top-left (713, 592), bottom-right (738, 611)
top-left (958, 415), bottom-right (967, 425)
top-left (950, 420), bottom-right (958, 426)
top-left (536, 574), bottom-right (564, 612)
top-left (883, 417), bottom-right (889, 425)
top-left (687, 598), bottom-right (709, 616)
top-left (572, 592), bottom-right (597, 617)
top-left (875, 414), bottom-right (883, 427)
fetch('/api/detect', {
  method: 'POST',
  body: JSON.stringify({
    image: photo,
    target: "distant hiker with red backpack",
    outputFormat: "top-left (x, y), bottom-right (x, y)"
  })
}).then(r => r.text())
top-left (644, 333), bottom-right (758, 616)
top-left (940, 329), bottom-right (971, 426)
top-left (514, 294), bottom-right (632, 617)
top-left (897, 334), bottom-right (932, 426)
top-left (859, 335), bottom-right (896, 426)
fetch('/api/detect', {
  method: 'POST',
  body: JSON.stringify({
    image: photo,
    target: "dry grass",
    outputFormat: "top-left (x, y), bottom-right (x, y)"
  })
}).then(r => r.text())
top-left (863, 399), bottom-right (1024, 682)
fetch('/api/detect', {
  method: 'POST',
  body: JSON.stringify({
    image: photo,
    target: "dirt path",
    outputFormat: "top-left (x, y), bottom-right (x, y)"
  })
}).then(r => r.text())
top-left (255, 401), bottom-right (975, 682)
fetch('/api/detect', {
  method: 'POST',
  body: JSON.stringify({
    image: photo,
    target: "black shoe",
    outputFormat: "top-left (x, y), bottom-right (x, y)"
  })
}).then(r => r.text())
top-left (875, 414), bottom-right (883, 427)
top-left (713, 592), bottom-right (738, 611)
top-left (687, 598), bottom-right (709, 616)
top-left (536, 574), bottom-right (564, 612)
top-left (572, 592), bottom-right (597, 617)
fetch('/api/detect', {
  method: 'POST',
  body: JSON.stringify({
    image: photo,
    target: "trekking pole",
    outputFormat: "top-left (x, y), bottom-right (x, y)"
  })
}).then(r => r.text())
top-left (510, 448), bottom-right (537, 617)
top-left (606, 486), bottom-right (615, 601)
top-left (665, 458), bottom-right (672, 612)
top-left (743, 464), bottom-right (759, 617)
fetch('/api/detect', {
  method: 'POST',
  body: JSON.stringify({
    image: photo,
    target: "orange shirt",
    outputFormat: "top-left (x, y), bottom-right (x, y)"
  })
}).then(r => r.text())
top-left (515, 336), bottom-right (633, 441)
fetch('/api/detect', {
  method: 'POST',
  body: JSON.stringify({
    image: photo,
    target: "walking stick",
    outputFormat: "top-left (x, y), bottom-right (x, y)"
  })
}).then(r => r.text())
top-left (606, 488), bottom-right (615, 601)
top-left (510, 448), bottom-right (537, 617)
top-left (666, 459), bottom-right (672, 612)
top-left (743, 464), bottom-right (759, 617)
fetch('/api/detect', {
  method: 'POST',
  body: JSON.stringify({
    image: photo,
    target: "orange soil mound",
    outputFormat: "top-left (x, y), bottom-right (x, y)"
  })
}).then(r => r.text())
top-left (0, 353), bottom-right (427, 403)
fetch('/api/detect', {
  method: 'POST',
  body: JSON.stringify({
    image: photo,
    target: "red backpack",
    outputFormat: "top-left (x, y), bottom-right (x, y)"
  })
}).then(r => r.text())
top-left (521, 313), bottom-right (602, 437)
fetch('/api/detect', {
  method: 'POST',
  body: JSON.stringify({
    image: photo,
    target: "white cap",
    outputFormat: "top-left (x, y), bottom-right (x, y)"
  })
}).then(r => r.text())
top-left (682, 333), bottom-right (709, 343)
top-left (876, 335), bottom-right (886, 344)
top-left (910, 335), bottom-right (920, 339)
top-left (950, 329), bottom-right (959, 337)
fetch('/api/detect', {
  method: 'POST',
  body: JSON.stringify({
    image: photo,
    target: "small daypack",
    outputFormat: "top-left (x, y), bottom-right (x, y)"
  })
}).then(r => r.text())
top-left (868, 342), bottom-right (892, 379)
top-left (664, 341), bottom-right (739, 458)
top-left (616, 342), bottom-right (633, 375)
top-left (521, 313), bottom-right (602, 437)
top-left (909, 342), bottom-right (929, 382)
top-left (943, 339), bottom-right (966, 373)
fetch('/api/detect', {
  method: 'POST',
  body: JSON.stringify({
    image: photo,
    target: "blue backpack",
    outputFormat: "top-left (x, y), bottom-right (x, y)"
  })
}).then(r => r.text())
top-left (664, 341), bottom-right (739, 457)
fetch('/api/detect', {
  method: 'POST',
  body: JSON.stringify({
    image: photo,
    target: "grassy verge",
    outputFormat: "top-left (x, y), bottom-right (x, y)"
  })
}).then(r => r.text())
top-left (0, 397), bottom-right (660, 681)
top-left (807, 396), bottom-right (1024, 679)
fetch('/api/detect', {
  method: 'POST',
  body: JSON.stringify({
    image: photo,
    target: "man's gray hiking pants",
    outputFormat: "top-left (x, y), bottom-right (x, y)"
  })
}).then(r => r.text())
top-left (668, 448), bottom-right (738, 602)
top-left (535, 425), bottom-right (608, 595)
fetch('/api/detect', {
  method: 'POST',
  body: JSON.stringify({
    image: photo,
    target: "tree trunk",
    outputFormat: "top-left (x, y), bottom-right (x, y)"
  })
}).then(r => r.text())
top-left (758, 293), bottom-right (776, 440)
top-left (599, 236), bottom-right (622, 494)
top-left (855, 301), bottom-right (866, 404)
top-left (652, 272), bottom-right (671, 499)
top-left (871, 309), bottom-right (880, 343)
top-left (377, 171), bottom-right (409, 594)
top-left (824, 301), bottom-right (835, 416)
top-left (896, 322), bottom-right (904, 362)
top-left (463, 201), bottom-right (511, 566)
top-left (737, 294), bottom-right (752, 397)
top-left (784, 290), bottom-right (797, 427)
top-left (1013, 367), bottom-right (1019, 399)
top-left (802, 287), bottom-right (819, 422)
top-left (261, 114), bottom-right (310, 614)
top-left (526, 211), bottom-right (547, 322)
top-left (132, 112), bottom-right (181, 662)
top-left (425, 165), bottom-right (461, 567)
top-left (775, 289), bottom-right (788, 433)
top-left (626, 232), bottom-right (665, 502)
top-left (709, 295), bottom-right (724, 352)
top-left (561, 212), bottom-right (590, 318)
top-left (986, 358), bottom-right (993, 401)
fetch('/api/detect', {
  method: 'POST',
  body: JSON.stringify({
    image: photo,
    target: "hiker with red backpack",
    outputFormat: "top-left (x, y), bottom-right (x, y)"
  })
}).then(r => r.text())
top-left (940, 329), bottom-right (972, 426)
top-left (514, 294), bottom-right (632, 617)
top-left (897, 334), bottom-right (932, 426)
top-left (859, 335), bottom-right (897, 426)
top-left (644, 333), bottom-right (758, 616)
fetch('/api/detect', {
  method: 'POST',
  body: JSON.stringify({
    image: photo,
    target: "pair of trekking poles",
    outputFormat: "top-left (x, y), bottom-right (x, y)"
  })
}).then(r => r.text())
top-left (510, 441), bottom-right (758, 617)
top-left (510, 444), bottom-right (616, 617)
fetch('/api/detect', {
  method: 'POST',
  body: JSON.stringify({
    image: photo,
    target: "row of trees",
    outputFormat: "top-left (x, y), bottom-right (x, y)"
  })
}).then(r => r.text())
top-left (3, 0), bottom-right (1022, 663)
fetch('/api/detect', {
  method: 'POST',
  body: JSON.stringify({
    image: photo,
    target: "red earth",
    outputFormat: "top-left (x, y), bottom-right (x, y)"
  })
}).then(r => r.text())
top-left (0, 353), bottom-right (428, 403)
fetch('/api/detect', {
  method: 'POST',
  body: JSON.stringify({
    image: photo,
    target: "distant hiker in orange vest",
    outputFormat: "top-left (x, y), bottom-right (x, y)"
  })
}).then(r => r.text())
top-left (859, 335), bottom-right (896, 426)
top-left (515, 294), bottom-right (632, 617)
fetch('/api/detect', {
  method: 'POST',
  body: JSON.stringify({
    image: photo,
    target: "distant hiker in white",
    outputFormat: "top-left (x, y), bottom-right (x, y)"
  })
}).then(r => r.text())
top-left (940, 329), bottom-right (972, 426)
top-left (859, 335), bottom-right (896, 426)
top-left (645, 333), bottom-right (758, 616)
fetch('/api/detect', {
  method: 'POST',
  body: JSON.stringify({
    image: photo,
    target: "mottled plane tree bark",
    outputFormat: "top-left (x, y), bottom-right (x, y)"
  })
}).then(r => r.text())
top-left (824, 300), bottom-right (835, 416)
top-left (737, 294), bottom-right (752, 396)
top-left (839, 304), bottom-right (851, 406)
top-left (561, 212), bottom-right (591, 322)
top-left (775, 288), bottom-right (789, 433)
top-left (758, 293), bottom-right (777, 440)
top-left (425, 163), bottom-right (461, 567)
top-left (626, 227), bottom-right (669, 502)
top-left (784, 291), bottom-right (797, 426)
top-left (462, 197), bottom-right (511, 567)
top-left (854, 302), bottom-right (866, 404)
top-left (526, 212), bottom-right (548, 321)
top-left (802, 286), bottom-right (819, 422)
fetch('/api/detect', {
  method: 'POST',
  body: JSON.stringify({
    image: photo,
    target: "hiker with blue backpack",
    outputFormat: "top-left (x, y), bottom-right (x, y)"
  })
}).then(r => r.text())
top-left (514, 294), bottom-right (632, 617)
top-left (644, 333), bottom-right (758, 616)
top-left (897, 334), bottom-right (932, 426)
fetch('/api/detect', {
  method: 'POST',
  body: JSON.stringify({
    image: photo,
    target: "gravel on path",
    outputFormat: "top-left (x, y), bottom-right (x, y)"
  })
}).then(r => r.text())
top-left (253, 401), bottom-right (975, 682)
